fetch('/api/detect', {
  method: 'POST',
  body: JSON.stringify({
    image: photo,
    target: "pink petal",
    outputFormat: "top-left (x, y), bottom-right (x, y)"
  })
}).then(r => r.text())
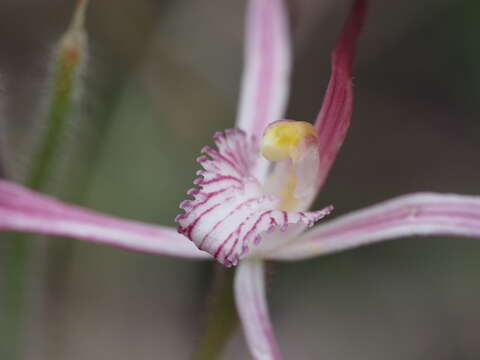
top-left (0, 180), bottom-right (210, 259)
top-left (268, 192), bottom-right (480, 260)
top-left (234, 259), bottom-right (282, 360)
top-left (236, 0), bottom-right (292, 180)
top-left (314, 0), bottom-right (367, 191)
top-left (176, 129), bottom-right (332, 266)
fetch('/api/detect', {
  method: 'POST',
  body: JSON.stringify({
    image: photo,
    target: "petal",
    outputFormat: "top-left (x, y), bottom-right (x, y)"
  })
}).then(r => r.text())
top-left (268, 192), bottom-right (480, 260)
top-left (236, 0), bottom-right (292, 180)
top-left (176, 129), bottom-right (332, 266)
top-left (314, 0), bottom-right (367, 191)
top-left (0, 180), bottom-right (210, 259)
top-left (234, 259), bottom-right (282, 360)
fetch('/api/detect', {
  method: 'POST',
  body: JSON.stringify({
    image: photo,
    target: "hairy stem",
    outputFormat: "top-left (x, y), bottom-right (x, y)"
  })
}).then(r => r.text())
top-left (3, 2), bottom-right (88, 359)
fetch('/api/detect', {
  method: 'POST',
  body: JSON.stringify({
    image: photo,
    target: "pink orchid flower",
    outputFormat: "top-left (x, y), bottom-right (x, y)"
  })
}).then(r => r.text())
top-left (2, 0), bottom-right (480, 358)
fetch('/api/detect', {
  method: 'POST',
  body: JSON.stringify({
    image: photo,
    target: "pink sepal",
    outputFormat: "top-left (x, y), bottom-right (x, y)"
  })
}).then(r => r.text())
top-left (234, 259), bottom-right (282, 360)
top-left (268, 192), bottom-right (480, 260)
top-left (314, 0), bottom-right (367, 191)
top-left (0, 180), bottom-right (210, 259)
top-left (236, 0), bottom-right (292, 181)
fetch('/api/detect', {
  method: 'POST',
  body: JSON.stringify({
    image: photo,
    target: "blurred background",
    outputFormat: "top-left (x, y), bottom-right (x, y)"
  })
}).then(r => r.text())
top-left (0, 0), bottom-right (480, 359)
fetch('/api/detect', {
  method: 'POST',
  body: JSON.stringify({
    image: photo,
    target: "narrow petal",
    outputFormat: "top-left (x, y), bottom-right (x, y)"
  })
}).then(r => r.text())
top-left (0, 180), bottom-right (210, 259)
top-left (268, 192), bottom-right (480, 260)
top-left (176, 129), bottom-right (332, 266)
top-left (314, 0), bottom-right (367, 190)
top-left (236, 0), bottom-right (292, 180)
top-left (234, 259), bottom-right (282, 360)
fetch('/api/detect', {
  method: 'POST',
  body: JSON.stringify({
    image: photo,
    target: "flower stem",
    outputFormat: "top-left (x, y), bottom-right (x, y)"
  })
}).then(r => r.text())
top-left (196, 265), bottom-right (238, 360)
top-left (27, 5), bottom-right (87, 190)
top-left (2, 2), bottom-right (89, 359)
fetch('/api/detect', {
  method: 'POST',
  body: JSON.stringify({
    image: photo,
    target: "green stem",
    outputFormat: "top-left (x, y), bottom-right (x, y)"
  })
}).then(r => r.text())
top-left (41, 72), bottom-right (125, 360)
top-left (27, 0), bottom-right (87, 191)
top-left (1, 237), bottom-right (29, 360)
top-left (26, 68), bottom-right (76, 190)
top-left (196, 266), bottom-right (238, 360)
top-left (41, 1), bottom-right (176, 356)
top-left (2, 3), bottom-right (88, 359)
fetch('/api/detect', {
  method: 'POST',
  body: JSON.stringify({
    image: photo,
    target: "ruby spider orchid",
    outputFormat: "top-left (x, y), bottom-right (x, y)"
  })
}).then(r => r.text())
top-left (2, 0), bottom-right (480, 359)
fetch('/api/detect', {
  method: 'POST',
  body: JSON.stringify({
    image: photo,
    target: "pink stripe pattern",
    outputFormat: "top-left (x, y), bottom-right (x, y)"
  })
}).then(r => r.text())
top-left (176, 129), bottom-right (332, 266)
top-left (235, 260), bottom-right (282, 360)
top-left (269, 192), bottom-right (480, 260)
top-left (236, 0), bottom-right (292, 182)
top-left (236, 0), bottom-right (291, 138)
top-left (314, 0), bottom-right (366, 191)
top-left (0, 180), bottom-right (209, 259)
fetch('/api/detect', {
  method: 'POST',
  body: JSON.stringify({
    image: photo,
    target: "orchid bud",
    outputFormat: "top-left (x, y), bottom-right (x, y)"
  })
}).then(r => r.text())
top-left (27, 0), bottom-right (89, 189)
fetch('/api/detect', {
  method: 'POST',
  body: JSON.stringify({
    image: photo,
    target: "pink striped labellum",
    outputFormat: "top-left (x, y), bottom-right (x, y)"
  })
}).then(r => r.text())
top-left (176, 124), bottom-right (333, 266)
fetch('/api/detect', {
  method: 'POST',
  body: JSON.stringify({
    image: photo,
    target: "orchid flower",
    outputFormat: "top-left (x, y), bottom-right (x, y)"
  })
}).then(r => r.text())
top-left (2, 0), bottom-right (480, 359)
